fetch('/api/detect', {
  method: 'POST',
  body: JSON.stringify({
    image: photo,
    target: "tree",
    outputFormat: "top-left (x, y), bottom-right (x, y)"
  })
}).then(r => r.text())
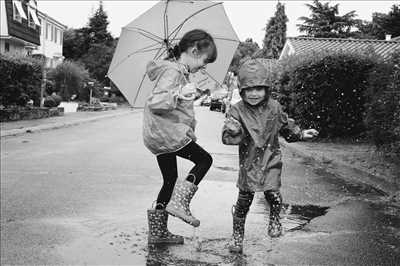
top-left (47, 60), bottom-right (90, 100)
top-left (81, 41), bottom-right (117, 84)
top-left (355, 5), bottom-right (400, 39)
top-left (261, 2), bottom-right (288, 59)
top-left (297, 0), bottom-right (358, 38)
top-left (63, 27), bottom-right (90, 61)
top-left (228, 38), bottom-right (260, 75)
top-left (87, 1), bottom-right (113, 46)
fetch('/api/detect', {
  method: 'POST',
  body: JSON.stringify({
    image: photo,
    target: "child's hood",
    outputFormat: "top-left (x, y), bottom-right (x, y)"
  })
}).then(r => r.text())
top-left (146, 60), bottom-right (187, 81)
top-left (238, 59), bottom-right (272, 94)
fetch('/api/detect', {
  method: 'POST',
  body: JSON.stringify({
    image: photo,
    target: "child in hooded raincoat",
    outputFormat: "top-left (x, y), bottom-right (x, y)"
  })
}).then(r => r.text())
top-left (143, 29), bottom-right (218, 245)
top-left (222, 59), bottom-right (318, 253)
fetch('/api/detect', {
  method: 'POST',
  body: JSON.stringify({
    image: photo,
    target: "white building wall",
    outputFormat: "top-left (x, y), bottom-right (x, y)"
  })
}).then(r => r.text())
top-left (0, 0), bottom-right (8, 36)
top-left (0, 39), bottom-right (28, 56)
top-left (33, 13), bottom-right (65, 68)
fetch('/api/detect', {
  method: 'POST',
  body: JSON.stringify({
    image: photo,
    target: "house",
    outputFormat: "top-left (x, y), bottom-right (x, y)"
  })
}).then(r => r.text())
top-left (279, 37), bottom-right (400, 60)
top-left (33, 10), bottom-right (67, 68)
top-left (0, 0), bottom-right (41, 56)
top-left (0, 0), bottom-right (66, 68)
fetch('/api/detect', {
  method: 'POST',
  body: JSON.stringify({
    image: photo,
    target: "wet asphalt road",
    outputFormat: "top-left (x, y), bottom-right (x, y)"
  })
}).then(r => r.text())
top-left (1, 107), bottom-right (399, 265)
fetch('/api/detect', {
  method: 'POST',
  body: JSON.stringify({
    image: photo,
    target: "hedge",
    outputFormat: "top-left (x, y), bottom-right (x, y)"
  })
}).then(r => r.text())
top-left (0, 54), bottom-right (43, 107)
top-left (273, 51), bottom-right (376, 138)
top-left (365, 50), bottom-right (400, 159)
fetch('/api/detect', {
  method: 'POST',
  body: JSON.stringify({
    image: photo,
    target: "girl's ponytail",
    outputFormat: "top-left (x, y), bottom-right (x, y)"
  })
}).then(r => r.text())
top-left (166, 44), bottom-right (181, 60)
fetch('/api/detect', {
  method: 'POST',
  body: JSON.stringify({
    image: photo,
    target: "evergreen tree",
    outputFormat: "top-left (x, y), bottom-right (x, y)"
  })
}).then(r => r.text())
top-left (87, 1), bottom-right (113, 46)
top-left (262, 2), bottom-right (288, 59)
top-left (62, 1), bottom-right (116, 87)
top-left (297, 0), bottom-right (358, 38)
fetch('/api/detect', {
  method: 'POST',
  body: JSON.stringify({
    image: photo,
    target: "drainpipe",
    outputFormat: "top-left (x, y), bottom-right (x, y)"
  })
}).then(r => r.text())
top-left (40, 14), bottom-right (47, 107)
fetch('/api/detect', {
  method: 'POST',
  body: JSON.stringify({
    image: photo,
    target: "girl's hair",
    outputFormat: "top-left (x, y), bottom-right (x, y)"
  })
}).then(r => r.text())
top-left (166, 29), bottom-right (217, 64)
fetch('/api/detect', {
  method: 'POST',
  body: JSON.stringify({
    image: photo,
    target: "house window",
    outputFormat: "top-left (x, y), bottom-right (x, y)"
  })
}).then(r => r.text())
top-left (12, 0), bottom-right (27, 23)
top-left (51, 25), bottom-right (54, 41)
top-left (5, 43), bottom-right (10, 52)
top-left (28, 8), bottom-right (35, 29)
top-left (59, 31), bottom-right (63, 45)
top-left (46, 23), bottom-right (51, 40)
top-left (55, 28), bottom-right (58, 43)
top-left (27, 5), bottom-right (41, 28)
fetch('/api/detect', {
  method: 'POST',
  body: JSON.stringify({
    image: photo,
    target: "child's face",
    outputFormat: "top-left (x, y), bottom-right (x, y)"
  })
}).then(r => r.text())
top-left (187, 47), bottom-right (209, 73)
top-left (243, 86), bottom-right (267, 105)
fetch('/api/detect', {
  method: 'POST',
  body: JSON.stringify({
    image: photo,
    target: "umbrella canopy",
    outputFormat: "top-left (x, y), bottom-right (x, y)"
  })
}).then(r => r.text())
top-left (107, 0), bottom-right (239, 107)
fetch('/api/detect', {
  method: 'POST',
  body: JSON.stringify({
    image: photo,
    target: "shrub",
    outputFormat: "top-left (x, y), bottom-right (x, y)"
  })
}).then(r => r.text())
top-left (365, 50), bottom-right (400, 159)
top-left (0, 54), bottom-right (42, 106)
top-left (43, 94), bottom-right (62, 107)
top-left (273, 51), bottom-right (376, 138)
top-left (47, 60), bottom-right (90, 101)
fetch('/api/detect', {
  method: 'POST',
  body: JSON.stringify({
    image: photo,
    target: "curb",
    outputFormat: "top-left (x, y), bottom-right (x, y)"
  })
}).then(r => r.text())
top-left (280, 139), bottom-right (399, 197)
top-left (1, 109), bottom-right (137, 138)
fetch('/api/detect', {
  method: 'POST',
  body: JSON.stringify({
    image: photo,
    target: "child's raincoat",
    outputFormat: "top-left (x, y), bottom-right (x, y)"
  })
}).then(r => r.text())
top-left (143, 60), bottom-right (196, 155)
top-left (222, 59), bottom-right (302, 192)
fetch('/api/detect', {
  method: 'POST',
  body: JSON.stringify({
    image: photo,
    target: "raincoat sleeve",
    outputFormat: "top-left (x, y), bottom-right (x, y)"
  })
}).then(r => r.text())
top-left (222, 105), bottom-right (245, 145)
top-left (147, 69), bottom-right (181, 114)
top-left (277, 104), bottom-right (303, 143)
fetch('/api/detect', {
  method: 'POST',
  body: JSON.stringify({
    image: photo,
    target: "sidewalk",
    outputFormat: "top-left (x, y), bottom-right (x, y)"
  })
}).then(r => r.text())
top-left (281, 138), bottom-right (400, 197)
top-left (0, 107), bottom-right (136, 137)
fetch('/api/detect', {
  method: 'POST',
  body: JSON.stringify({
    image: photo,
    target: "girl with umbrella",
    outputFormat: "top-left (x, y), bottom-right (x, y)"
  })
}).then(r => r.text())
top-left (143, 29), bottom-right (217, 244)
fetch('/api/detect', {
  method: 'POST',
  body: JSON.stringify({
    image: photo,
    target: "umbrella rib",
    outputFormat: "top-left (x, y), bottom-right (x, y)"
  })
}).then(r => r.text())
top-left (201, 69), bottom-right (223, 88)
top-left (153, 46), bottom-right (168, 60)
top-left (169, 36), bottom-right (239, 43)
top-left (212, 37), bottom-right (240, 43)
top-left (108, 44), bottom-right (162, 75)
top-left (132, 43), bottom-right (168, 105)
top-left (124, 27), bottom-right (164, 44)
top-left (168, 2), bottom-right (222, 40)
top-left (163, 1), bottom-right (169, 43)
top-left (133, 72), bottom-right (148, 107)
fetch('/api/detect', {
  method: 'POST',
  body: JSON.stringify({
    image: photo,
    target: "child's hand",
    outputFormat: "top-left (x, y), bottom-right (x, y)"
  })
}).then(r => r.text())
top-left (225, 117), bottom-right (242, 135)
top-left (301, 129), bottom-right (319, 140)
top-left (179, 83), bottom-right (197, 100)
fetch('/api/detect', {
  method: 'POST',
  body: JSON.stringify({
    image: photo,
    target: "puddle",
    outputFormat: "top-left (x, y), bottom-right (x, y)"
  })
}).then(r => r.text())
top-left (313, 166), bottom-right (387, 196)
top-left (281, 204), bottom-right (329, 232)
top-left (213, 165), bottom-right (238, 172)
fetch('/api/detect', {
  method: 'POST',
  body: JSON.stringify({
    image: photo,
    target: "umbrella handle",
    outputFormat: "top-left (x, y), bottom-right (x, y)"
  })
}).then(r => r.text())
top-left (179, 93), bottom-right (196, 101)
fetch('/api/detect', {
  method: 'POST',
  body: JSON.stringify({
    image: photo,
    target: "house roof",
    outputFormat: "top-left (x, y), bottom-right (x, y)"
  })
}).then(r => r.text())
top-left (282, 37), bottom-right (400, 59)
top-left (391, 36), bottom-right (400, 42)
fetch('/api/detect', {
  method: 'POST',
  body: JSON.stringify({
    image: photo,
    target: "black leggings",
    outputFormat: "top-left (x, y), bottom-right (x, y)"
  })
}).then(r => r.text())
top-left (234, 190), bottom-right (282, 218)
top-left (155, 141), bottom-right (213, 209)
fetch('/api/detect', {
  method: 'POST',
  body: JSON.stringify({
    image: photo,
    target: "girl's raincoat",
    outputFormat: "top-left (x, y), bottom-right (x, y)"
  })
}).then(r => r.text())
top-left (143, 60), bottom-right (196, 155)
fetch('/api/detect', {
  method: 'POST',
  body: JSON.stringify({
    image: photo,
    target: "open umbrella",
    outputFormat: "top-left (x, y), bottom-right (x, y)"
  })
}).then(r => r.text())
top-left (107, 0), bottom-right (239, 107)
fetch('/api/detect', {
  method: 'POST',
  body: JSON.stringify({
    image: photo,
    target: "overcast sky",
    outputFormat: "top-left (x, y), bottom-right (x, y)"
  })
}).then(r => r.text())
top-left (38, 0), bottom-right (398, 45)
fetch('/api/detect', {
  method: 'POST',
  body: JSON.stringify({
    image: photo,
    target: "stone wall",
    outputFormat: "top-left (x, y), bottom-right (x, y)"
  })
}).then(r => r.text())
top-left (0, 107), bottom-right (64, 122)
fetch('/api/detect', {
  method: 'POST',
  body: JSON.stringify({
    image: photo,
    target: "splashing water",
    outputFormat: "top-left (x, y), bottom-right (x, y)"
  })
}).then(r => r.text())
top-left (192, 227), bottom-right (202, 252)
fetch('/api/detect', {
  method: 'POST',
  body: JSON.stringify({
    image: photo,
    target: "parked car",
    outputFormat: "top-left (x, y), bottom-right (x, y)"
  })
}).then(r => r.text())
top-left (210, 89), bottom-right (228, 112)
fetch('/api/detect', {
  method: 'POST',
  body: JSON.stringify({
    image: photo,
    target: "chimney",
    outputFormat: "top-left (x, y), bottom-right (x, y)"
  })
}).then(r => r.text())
top-left (386, 34), bottom-right (392, 41)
